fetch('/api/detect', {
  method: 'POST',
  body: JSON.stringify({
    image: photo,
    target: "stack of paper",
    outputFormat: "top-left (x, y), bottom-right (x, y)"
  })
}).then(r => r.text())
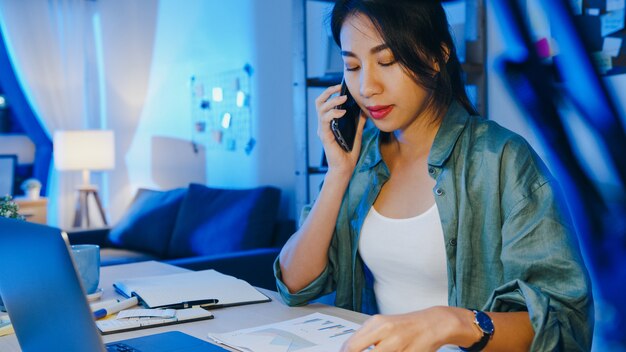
top-left (0, 315), bottom-right (13, 337)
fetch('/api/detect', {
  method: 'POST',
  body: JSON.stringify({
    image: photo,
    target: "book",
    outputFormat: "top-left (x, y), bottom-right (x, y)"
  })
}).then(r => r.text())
top-left (113, 269), bottom-right (271, 309)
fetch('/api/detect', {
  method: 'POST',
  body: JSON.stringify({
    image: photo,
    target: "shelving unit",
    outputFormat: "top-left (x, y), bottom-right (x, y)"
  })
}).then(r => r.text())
top-left (292, 0), bottom-right (486, 214)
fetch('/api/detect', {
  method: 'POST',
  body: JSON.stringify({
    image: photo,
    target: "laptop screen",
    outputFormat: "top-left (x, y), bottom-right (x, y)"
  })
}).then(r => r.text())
top-left (0, 218), bottom-right (105, 352)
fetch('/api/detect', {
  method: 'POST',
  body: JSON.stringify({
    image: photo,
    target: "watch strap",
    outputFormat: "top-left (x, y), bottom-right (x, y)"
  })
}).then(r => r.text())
top-left (460, 310), bottom-right (494, 352)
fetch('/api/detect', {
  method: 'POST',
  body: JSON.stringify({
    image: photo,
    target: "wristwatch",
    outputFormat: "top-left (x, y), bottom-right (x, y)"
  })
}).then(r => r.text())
top-left (460, 309), bottom-right (494, 352)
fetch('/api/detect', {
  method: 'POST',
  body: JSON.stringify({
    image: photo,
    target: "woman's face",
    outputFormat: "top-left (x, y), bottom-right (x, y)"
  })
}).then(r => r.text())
top-left (340, 13), bottom-right (433, 133)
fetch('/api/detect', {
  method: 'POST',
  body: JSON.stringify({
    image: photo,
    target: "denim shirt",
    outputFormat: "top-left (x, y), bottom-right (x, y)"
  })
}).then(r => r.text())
top-left (275, 103), bottom-right (594, 351)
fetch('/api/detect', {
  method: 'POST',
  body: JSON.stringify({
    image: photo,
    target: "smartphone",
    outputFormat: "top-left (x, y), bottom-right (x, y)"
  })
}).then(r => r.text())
top-left (331, 80), bottom-right (360, 152)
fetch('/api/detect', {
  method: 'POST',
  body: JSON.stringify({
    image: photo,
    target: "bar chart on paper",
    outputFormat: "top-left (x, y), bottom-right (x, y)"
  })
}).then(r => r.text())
top-left (209, 312), bottom-right (362, 352)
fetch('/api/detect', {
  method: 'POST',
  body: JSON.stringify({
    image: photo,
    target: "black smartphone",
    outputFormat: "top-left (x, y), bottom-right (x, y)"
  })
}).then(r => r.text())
top-left (331, 80), bottom-right (360, 152)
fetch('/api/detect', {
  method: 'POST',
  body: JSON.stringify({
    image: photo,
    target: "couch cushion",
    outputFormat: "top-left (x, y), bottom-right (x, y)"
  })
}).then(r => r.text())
top-left (99, 248), bottom-right (159, 266)
top-left (167, 183), bottom-right (281, 258)
top-left (108, 188), bottom-right (186, 258)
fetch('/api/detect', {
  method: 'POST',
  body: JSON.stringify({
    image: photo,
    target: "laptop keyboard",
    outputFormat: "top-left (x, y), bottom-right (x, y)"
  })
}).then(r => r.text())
top-left (106, 343), bottom-right (140, 352)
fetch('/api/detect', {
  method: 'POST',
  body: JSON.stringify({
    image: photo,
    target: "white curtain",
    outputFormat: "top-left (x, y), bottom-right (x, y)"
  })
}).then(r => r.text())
top-left (0, 0), bottom-right (156, 228)
top-left (0, 0), bottom-right (89, 227)
top-left (95, 0), bottom-right (157, 224)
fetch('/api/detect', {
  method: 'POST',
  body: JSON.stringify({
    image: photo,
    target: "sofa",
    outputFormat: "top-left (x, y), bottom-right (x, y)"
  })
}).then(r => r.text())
top-left (67, 183), bottom-right (294, 291)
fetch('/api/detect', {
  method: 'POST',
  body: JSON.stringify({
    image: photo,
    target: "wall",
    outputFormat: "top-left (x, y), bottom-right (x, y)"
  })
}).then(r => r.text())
top-left (100, 0), bottom-right (295, 223)
top-left (0, 135), bottom-right (34, 164)
top-left (249, 0), bottom-right (296, 219)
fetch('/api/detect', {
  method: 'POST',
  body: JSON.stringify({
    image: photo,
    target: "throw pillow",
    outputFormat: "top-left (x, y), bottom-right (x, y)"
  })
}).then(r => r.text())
top-left (167, 183), bottom-right (281, 258)
top-left (108, 187), bottom-right (187, 258)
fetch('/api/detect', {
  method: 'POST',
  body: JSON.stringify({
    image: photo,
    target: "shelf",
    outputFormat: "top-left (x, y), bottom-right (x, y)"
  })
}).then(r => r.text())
top-left (306, 73), bottom-right (342, 87)
top-left (461, 62), bottom-right (484, 74)
top-left (307, 166), bottom-right (328, 174)
top-left (15, 197), bottom-right (48, 225)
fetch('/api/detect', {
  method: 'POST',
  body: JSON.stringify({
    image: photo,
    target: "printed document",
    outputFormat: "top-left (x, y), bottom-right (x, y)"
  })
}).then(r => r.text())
top-left (209, 312), bottom-right (361, 352)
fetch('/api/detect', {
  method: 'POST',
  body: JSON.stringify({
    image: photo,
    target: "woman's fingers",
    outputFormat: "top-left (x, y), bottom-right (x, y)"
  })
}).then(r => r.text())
top-left (315, 83), bottom-right (343, 107)
top-left (341, 315), bottom-right (387, 352)
top-left (316, 85), bottom-right (348, 120)
top-left (319, 95), bottom-right (348, 123)
top-left (316, 84), bottom-right (350, 141)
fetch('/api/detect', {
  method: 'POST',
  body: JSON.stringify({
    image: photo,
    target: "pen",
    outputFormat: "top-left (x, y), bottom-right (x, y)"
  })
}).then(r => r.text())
top-left (93, 296), bottom-right (139, 320)
top-left (166, 299), bottom-right (219, 309)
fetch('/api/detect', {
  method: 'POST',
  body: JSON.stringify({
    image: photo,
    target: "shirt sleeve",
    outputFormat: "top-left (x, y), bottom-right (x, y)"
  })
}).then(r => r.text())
top-left (485, 179), bottom-right (594, 351)
top-left (273, 257), bottom-right (334, 306)
top-left (273, 203), bottom-right (337, 306)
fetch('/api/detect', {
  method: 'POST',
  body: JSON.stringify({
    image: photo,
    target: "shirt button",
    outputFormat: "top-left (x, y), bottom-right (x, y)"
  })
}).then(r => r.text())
top-left (428, 167), bottom-right (435, 174)
top-left (435, 188), bottom-right (444, 196)
top-left (449, 239), bottom-right (457, 246)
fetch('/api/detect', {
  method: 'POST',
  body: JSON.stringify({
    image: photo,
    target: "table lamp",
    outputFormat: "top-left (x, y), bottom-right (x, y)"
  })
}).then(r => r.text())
top-left (53, 130), bottom-right (115, 228)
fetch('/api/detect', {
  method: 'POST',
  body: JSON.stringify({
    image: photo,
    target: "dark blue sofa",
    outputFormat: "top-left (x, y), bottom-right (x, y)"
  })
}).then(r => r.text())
top-left (67, 183), bottom-right (294, 291)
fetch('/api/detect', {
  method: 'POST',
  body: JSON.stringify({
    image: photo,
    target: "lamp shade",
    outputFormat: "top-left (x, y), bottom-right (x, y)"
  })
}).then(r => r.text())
top-left (53, 130), bottom-right (115, 171)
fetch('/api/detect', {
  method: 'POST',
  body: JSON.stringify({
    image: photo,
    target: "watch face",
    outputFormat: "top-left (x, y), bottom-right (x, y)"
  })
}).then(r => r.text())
top-left (475, 311), bottom-right (495, 334)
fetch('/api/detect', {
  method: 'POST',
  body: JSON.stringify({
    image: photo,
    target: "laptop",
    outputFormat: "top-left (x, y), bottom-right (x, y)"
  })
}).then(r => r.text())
top-left (0, 217), bottom-right (227, 352)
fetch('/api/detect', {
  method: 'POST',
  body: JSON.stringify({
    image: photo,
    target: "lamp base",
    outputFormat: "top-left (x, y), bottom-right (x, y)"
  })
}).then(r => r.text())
top-left (73, 188), bottom-right (108, 228)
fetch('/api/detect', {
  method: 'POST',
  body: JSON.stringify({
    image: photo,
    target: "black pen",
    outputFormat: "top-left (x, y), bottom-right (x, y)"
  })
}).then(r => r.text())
top-left (167, 299), bottom-right (219, 309)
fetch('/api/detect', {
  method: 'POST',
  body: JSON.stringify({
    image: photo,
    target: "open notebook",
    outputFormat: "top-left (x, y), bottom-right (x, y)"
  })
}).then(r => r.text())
top-left (113, 269), bottom-right (271, 309)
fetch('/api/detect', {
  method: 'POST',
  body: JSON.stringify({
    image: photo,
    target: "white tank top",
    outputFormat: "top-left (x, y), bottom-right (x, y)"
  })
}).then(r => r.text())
top-left (358, 204), bottom-right (448, 314)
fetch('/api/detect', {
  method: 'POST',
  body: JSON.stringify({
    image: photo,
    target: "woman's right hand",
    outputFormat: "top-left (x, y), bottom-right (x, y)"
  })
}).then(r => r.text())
top-left (315, 84), bottom-right (367, 176)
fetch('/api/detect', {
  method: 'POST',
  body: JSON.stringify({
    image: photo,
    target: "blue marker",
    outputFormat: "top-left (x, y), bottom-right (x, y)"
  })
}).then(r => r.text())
top-left (93, 296), bottom-right (138, 320)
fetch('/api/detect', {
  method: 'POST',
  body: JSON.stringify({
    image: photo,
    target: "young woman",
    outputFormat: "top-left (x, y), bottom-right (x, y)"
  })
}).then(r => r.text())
top-left (275, 1), bottom-right (593, 351)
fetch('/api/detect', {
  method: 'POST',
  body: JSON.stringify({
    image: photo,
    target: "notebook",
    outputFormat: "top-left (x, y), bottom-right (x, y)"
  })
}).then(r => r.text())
top-left (113, 269), bottom-right (271, 309)
top-left (0, 217), bottom-right (227, 352)
top-left (96, 307), bottom-right (213, 335)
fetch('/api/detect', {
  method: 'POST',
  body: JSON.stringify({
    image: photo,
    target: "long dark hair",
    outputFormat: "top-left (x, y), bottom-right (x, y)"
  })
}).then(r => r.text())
top-left (330, 0), bottom-right (478, 119)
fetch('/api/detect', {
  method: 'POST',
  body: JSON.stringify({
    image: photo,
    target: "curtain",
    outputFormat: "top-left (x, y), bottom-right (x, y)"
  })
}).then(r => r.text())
top-left (95, 0), bottom-right (157, 224)
top-left (0, 28), bottom-right (52, 195)
top-left (0, 0), bottom-right (156, 228)
top-left (0, 0), bottom-right (90, 227)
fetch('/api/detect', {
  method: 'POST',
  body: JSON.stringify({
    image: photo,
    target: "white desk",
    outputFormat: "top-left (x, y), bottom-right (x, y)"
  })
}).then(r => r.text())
top-left (0, 261), bottom-right (369, 350)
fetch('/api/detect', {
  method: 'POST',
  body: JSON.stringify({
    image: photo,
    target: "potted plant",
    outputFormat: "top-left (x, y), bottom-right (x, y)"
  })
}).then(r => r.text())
top-left (0, 195), bottom-right (24, 220)
top-left (0, 195), bottom-right (23, 312)
top-left (20, 178), bottom-right (42, 200)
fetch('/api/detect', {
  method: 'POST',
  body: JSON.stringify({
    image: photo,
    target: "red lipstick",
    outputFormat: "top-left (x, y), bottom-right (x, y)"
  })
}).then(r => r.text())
top-left (367, 105), bottom-right (393, 120)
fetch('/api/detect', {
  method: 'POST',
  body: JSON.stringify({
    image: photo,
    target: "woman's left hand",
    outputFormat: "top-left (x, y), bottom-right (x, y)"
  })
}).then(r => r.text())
top-left (340, 307), bottom-right (471, 352)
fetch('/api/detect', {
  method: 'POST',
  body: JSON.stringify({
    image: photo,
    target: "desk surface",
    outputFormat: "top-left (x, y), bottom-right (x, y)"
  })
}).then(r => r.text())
top-left (0, 261), bottom-right (369, 351)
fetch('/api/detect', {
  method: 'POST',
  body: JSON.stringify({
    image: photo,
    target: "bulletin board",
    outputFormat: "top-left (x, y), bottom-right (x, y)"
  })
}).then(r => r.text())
top-left (571, 0), bottom-right (626, 75)
top-left (190, 64), bottom-right (255, 154)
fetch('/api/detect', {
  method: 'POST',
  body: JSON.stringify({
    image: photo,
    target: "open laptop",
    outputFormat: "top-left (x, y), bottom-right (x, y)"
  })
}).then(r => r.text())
top-left (0, 217), bottom-right (227, 352)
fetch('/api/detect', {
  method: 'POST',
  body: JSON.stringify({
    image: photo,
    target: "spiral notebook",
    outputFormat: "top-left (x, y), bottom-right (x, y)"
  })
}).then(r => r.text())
top-left (113, 269), bottom-right (271, 309)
